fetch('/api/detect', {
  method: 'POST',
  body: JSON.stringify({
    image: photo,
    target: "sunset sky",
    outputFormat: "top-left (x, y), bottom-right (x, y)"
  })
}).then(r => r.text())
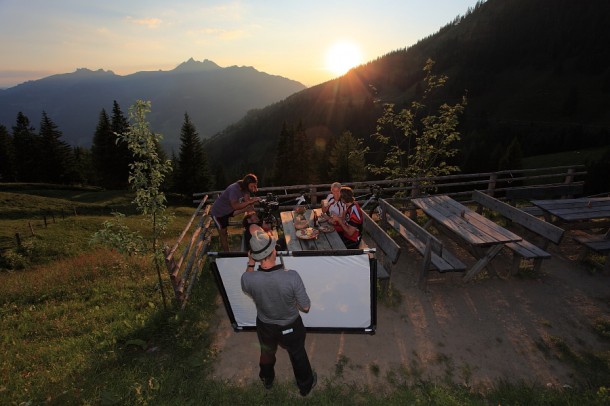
top-left (0, 0), bottom-right (482, 89)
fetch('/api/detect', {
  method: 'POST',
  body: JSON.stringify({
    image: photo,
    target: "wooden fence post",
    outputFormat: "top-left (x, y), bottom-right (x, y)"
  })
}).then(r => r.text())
top-left (564, 167), bottom-right (575, 184)
top-left (409, 181), bottom-right (420, 219)
top-left (15, 232), bottom-right (21, 247)
top-left (487, 173), bottom-right (497, 197)
top-left (310, 186), bottom-right (318, 206)
top-left (43, 216), bottom-right (47, 228)
top-left (28, 222), bottom-right (35, 236)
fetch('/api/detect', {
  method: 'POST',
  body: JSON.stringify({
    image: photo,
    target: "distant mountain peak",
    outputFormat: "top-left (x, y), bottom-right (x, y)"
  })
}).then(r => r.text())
top-left (173, 58), bottom-right (221, 72)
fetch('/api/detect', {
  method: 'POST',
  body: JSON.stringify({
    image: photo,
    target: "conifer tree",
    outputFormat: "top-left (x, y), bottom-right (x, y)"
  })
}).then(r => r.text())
top-left (39, 111), bottom-right (73, 184)
top-left (110, 100), bottom-right (132, 188)
top-left (174, 113), bottom-right (210, 196)
top-left (272, 121), bottom-right (292, 185)
top-left (12, 112), bottom-right (40, 182)
top-left (0, 124), bottom-right (16, 182)
top-left (70, 146), bottom-right (95, 185)
top-left (329, 131), bottom-right (367, 182)
top-left (91, 109), bottom-right (113, 188)
top-left (291, 121), bottom-right (312, 184)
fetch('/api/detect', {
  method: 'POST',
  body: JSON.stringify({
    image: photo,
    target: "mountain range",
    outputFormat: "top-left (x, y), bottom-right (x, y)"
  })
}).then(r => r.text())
top-left (204, 0), bottom-right (610, 181)
top-left (0, 58), bottom-right (305, 152)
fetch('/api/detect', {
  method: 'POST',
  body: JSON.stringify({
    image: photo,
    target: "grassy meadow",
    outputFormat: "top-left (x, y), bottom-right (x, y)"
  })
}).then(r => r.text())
top-left (1, 185), bottom-right (609, 405)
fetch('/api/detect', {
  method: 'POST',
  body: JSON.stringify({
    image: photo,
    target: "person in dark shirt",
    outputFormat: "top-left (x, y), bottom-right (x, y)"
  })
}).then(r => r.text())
top-left (241, 230), bottom-right (317, 396)
top-left (211, 173), bottom-right (260, 251)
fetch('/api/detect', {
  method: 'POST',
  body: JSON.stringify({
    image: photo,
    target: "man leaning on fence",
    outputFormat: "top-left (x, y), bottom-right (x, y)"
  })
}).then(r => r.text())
top-left (211, 173), bottom-right (260, 251)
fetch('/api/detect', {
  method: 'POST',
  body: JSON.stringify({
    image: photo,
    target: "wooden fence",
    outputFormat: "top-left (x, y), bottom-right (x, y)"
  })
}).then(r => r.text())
top-left (193, 165), bottom-right (586, 208)
top-left (163, 196), bottom-right (214, 309)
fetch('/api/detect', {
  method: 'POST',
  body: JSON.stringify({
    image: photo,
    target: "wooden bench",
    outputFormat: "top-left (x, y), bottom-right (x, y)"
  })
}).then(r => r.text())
top-left (378, 199), bottom-right (466, 289)
top-left (361, 210), bottom-right (401, 287)
top-left (473, 190), bottom-right (565, 273)
top-left (505, 183), bottom-right (584, 216)
top-left (573, 232), bottom-right (610, 272)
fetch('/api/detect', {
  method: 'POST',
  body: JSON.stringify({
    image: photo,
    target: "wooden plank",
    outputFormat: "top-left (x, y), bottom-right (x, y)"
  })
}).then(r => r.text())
top-left (413, 195), bottom-right (521, 246)
top-left (383, 199), bottom-right (443, 254)
top-left (505, 241), bottom-right (551, 259)
top-left (530, 197), bottom-right (610, 221)
top-left (473, 190), bottom-right (565, 244)
top-left (311, 209), bottom-right (346, 250)
top-left (362, 203), bottom-right (401, 263)
top-left (280, 210), bottom-right (302, 251)
top-left (574, 234), bottom-right (610, 252)
top-left (385, 215), bottom-right (463, 272)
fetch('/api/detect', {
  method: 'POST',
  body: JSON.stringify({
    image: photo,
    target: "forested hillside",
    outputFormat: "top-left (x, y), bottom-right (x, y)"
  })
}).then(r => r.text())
top-left (206, 0), bottom-right (610, 184)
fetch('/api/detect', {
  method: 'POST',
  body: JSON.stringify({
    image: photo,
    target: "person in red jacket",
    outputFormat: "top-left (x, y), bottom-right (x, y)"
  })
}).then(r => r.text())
top-left (331, 186), bottom-right (363, 249)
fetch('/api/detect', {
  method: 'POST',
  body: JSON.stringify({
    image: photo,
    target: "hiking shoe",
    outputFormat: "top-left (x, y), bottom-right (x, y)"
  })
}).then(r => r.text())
top-left (299, 372), bottom-right (317, 397)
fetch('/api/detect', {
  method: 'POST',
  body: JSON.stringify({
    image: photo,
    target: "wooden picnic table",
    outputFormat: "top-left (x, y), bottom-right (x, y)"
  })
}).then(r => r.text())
top-left (531, 197), bottom-right (610, 271)
top-left (411, 195), bottom-right (523, 281)
top-left (530, 197), bottom-right (610, 228)
top-left (280, 208), bottom-right (347, 251)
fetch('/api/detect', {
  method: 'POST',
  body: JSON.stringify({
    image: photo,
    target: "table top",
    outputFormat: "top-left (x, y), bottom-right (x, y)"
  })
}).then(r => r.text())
top-left (280, 208), bottom-right (347, 251)
top-left (412, 195), bottom-right (522, 247)
top-left (531, 197), bottom-right (610, 222)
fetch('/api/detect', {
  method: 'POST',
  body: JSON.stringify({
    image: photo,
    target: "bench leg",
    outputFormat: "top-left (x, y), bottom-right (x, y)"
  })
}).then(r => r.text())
top-left (532, 258), bottom-right (544, 273)
top-left (463, 245), bottom-right (503, 282)
top-left (604, 254), bottom-right (610, 273)
top-left (511, 253), bottom-right (522, 275)
top-left (418, 237), bottom-right (433, 290)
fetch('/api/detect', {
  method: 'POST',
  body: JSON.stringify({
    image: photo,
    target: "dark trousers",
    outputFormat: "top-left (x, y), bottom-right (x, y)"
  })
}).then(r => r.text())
top-left (256, 316), bottom-right (314, 392)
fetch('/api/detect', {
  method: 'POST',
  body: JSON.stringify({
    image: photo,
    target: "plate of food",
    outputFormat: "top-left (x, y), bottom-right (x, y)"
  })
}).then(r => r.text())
top-left (317, 224), bottom-right (335, 233)
top-left (296, 227), bottom-right (319, 240)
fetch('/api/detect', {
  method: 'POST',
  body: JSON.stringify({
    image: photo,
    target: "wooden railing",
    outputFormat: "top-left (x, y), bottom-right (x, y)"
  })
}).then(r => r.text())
top-left (193, 165), bottom-right (586, 208)
top-left (163, 195), bottom-right (213, 309)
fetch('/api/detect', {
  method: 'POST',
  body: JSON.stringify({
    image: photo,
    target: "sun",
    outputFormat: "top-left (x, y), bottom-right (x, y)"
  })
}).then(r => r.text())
top-left (325, 41), bottom-right (363, 76)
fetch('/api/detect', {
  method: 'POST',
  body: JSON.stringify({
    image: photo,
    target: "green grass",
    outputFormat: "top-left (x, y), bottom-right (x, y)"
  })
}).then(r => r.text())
top-left (1, 187), bottom-right (610, 404)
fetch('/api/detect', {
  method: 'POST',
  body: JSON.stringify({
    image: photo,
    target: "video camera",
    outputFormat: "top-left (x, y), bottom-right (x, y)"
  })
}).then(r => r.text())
top-left (258, 193), bottom-right (280, 228)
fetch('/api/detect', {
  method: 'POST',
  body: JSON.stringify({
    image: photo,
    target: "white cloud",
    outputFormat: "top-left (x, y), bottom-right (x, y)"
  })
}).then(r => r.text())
top-left (124, 16), bottom-right (163, 29)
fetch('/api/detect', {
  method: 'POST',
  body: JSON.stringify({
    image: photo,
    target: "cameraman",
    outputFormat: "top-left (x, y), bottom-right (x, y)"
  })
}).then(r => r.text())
top-left (211, 173), bottom-right (261, 251)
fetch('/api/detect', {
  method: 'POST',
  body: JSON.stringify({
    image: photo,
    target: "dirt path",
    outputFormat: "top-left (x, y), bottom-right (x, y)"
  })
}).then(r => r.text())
top-left (208, 234), bottom-right (610, 391)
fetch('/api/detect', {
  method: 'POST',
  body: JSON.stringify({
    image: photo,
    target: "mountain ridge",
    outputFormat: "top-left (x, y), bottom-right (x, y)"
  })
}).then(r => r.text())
top-left (0, 59), bottom-right (306, 151)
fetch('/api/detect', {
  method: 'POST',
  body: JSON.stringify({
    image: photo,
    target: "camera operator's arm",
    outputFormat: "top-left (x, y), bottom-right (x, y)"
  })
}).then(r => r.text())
top-left (231, 195), bottom-right (260, 212)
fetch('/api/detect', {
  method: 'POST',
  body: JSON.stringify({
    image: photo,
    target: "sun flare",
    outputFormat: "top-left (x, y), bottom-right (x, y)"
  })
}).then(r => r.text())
top-left (325, 41), bottom-right (363, 76)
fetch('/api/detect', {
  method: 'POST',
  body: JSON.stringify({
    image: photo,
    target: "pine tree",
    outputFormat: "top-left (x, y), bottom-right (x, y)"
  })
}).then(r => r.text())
top-left (0, 124), bottom-right (16, 182)
top-left (329, 131), bottom-right (367, 182)
top-left (12, 112), bottom-right (40, 182)
top-left (272, 121), bottom-right (292, 185)
top-left (70, 146), bottom-right (95, 185)
top-left (91, 109), bottom-right (113, 188)
top-left (110, 101), bottom-right (131, 188)
top-left (174, 113), bottom-right (210, 196)
top-left (39, 111), bottom-right (73, 184)
top-left (291, 121), bottom-right (312, 184)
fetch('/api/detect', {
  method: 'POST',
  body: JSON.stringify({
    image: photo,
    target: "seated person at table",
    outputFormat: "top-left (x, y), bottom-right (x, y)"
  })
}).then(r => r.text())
top-left (322, 182), bottom-right (346, 231)
top-left (242, 211), bottom-right (285, 251)
top-left (331, 186), bottom-right (364, 249)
